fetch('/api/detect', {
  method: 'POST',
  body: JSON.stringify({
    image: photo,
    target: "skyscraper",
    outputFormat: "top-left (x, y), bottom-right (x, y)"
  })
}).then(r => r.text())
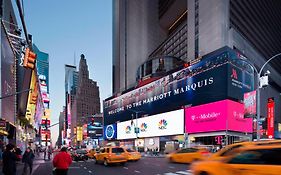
top-left (113, 0), bottom-right (281, 93)
top-left (64, 64), bottom-right (78, 145)
top-left (76, 54), bottom-right (100, 126)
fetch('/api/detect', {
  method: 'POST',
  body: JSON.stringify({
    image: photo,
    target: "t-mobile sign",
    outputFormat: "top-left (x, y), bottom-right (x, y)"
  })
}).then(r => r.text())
top-left (185, 99), bottom-right (252, 133)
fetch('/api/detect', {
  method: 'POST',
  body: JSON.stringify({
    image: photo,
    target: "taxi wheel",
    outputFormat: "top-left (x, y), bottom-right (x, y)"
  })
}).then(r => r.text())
top-left (93, 157), bottom-right (97, 164)
top-left (120, 162), bottom-right (126, 166)
top-left (103, 159), bottom-right (108, 166)
top-left (199, 172), bottom-right (209, 175)
top-left (169, 157), bottom-right (174, 162)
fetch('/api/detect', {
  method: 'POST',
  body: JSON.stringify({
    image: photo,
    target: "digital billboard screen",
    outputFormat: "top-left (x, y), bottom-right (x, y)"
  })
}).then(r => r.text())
top-left (104, 47), bottom-right (254, 125)
top-left (117, 109), bottom-right (184, 140)
top-left (104, 124), bottom-right (117, 140)
top-left (185, 99), bottom-right (253, 133)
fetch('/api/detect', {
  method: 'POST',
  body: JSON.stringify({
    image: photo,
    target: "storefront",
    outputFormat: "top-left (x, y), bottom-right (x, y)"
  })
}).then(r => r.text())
top-left (185, 99), bottom-right (253, 147)
top-left (117, 109), bottom-right (184, 153)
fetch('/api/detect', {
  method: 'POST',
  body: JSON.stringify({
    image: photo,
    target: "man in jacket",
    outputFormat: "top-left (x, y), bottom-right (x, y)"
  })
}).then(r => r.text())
top-left (22, 147), bottom-right (35, 175)
top-left (53, 147), bottom-right (72, 175)
top-left (2, 143), bottom-right (18, 175)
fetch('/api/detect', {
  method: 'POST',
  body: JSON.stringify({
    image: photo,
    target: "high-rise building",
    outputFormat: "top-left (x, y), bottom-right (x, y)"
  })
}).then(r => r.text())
top-left (64, 65), bottom-right (78, 144)
top-left (113, 0), bottom-right (281, 92)
top-left (109, 0), bottom-right (281, 146)
top-left (57, 109), bottom-right (65, 146)
top-left (76, 54), bottom-right (100, 126)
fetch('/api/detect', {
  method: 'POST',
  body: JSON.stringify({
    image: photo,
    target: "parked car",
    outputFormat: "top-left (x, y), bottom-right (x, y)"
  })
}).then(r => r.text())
top-left (93, 146), bottom-right (127, 166)
top-left (71, 149), bottom-right (88, 161)
top-left (124, 148), bottom-right (141, 161)
top-left (191, 145), bottom-right (281, 175)
top-left (167, 147), bottom-right (210, 164)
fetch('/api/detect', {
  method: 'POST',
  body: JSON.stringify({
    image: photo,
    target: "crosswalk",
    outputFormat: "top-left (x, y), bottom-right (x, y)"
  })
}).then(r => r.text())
top-left (164, 170), bottom-right (193, 175)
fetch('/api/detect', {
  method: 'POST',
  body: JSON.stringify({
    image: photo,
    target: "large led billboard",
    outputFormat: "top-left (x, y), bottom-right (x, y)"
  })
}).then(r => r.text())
top-left (104, 47), bottom-right (254, 125)
top-left (104, 124), bottom-right (117, 140)
top-left (185, 100), bottom-right (253, 133)
top-left (117, 109), bottom-right (184, 140)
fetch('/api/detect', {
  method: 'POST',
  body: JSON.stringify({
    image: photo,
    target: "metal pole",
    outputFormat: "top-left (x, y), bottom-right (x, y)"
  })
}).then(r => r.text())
top-left (135, 112), bottom-right (138, 152)
top-left (0, 89), bottom-right (31, 99)
top-left (256, 77), bottom-right (261, 141)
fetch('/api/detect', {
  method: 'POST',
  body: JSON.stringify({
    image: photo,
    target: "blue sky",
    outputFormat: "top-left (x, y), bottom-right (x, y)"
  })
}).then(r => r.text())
top-left (21, 0), bottom-right (112, 145)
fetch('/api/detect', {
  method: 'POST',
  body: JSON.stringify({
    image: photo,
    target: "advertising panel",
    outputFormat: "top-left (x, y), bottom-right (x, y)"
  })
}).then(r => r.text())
top-left (244, 90), bottom-right (256, 118)
top-left (1, 24), bottom-right (16, 123)
top-left (87, 116), bottom-right (103, 139)
top-left (104, 47), bottom-right (254, 125)
top-left (185, 100), bottom-right (252, 133)
top-left (117, 109), bottom-right (184, 140)
top-left (77, 127), bottom-right (83, 141)
top-left (104, 124), bottom-right (117, 140)
top-left (267, 98), bottom-right (274, 139)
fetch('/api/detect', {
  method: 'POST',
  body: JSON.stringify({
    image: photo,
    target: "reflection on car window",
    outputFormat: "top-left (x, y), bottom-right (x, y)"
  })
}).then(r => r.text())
top-left (126, 149), bottom-right (135, 152)
top-left (229, 151), bottom-right (263, 164)
top-left (177, 148), bottom-right (198, 153)
top-left (220, 145), bottom-right (243, 156)
top-left (112, 148), bottom-right (124, 153)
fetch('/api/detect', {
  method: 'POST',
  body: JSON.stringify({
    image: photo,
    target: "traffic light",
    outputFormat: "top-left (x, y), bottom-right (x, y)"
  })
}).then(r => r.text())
top-left (23, 48), bottom-right (37, 69)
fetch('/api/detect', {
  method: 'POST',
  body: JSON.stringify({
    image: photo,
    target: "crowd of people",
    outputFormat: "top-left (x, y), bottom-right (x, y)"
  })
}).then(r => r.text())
top-left (0, 143), bottom-right (72, 175)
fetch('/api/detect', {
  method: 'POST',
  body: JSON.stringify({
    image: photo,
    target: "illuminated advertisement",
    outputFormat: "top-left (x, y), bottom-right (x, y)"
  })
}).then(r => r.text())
top-left (104, 124), bottom-right (117, 140)
top-left (41, 130), bottom-right (51, 141)
top-left (117, 109), bottom-right (184, 140)
top-left (267, 98), bottom-right (274, 139)
top-left (185, 100), bottom-right (253, 133)
top-left (87, 116), bottom-right (103, 139)
top-left (77, 127), bottom-right (83, 141)
top-left (244, 90), bottom-right (256, 118)
top-left (104, 47), bottom-right (254, 125)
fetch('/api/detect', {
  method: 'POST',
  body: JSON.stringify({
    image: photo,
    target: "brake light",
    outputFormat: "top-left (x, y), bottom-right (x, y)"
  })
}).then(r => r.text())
top-left (200, 151), bottom-right (210, 156)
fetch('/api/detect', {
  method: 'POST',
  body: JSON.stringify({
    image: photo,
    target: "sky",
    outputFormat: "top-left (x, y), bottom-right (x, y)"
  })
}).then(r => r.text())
top-left (19, 0), bottom-right (112, 145)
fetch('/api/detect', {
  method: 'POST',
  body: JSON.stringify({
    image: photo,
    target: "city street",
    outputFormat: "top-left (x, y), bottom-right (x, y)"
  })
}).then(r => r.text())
top-left (33, 157), bottom-right (190, 175)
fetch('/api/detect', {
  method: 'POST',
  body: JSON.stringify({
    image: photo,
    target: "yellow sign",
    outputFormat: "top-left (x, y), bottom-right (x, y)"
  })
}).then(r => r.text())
top-left (42, 109), bottom-right (51, 120)
top-left (77, 127), bottom-right (83, 141)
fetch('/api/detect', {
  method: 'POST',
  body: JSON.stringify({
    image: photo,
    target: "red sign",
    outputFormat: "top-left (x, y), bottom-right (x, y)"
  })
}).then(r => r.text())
top-left (267, 98), bottom-right (274, 139)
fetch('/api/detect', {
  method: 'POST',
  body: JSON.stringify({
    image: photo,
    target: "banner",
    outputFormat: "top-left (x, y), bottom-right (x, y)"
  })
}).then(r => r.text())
top-left (267, 98), bottom-right (274, 139)
top-left (244, 90), bottom-right (256, 118)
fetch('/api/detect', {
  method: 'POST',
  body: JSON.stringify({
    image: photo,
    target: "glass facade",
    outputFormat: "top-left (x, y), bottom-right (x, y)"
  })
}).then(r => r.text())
top-left (136, 56), bottom-right (185, 82)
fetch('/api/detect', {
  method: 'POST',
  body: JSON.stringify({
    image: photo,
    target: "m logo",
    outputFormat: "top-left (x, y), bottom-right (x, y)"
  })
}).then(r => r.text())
top-left (231, 68), bottom-right (238, 79)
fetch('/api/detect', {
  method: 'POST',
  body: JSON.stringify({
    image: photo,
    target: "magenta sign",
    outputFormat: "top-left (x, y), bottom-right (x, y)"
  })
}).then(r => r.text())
top-left (185, 100), bottom-right (252, 133)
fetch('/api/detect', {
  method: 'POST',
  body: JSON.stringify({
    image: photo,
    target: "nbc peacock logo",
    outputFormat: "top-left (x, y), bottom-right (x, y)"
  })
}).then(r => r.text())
top-left (158, 119), bottom-right (168, 130)
top-left (140, 123), bottom-right (148, 132)
top-left (125, 125), bottom-right (131, 134)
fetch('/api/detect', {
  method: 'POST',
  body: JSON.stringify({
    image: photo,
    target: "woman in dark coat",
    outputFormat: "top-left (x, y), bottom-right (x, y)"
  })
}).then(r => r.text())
top-left (22, 147), bottom-right (35, 175)
top-left (2, 143), bottom-right (17, 175)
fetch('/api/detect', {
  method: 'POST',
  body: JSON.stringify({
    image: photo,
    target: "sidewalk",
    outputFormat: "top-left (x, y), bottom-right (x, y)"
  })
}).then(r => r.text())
top-left (0, 152), bottom-right (49, 175)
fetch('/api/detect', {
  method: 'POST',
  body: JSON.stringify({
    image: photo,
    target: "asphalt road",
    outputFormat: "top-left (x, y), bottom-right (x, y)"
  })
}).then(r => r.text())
top-left (32, 157), bottom-right (191, 175)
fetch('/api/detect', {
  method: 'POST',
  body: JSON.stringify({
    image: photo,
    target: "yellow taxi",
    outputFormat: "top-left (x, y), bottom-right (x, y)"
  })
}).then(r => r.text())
top-left (208, 140), bottom-right (281, 161)
top-left (191, 145), bottom-right (281, 175)
top-left (167, 147), bottom-right (210, 164)
top-left (124, 148), bottom-right (141, 161)
top-left (93, 146), bottom-right (127, 166)
top-left (87, 148), bottom-right (97, 159)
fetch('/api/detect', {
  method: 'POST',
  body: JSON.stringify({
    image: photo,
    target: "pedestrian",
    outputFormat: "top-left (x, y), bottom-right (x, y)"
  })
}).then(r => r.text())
top-left (48, 146), bottom-right (53, 160)
top-left (53, 147), bottom-right (72, 175)
top-left (2, 143), bottom-right (18, 175)
top-left (44, 147), bottom-right (47, 160)
top-left (22, 147), bottom-right (35, 175)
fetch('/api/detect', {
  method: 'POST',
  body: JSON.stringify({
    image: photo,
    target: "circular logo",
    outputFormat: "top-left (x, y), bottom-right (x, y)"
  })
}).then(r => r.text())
top-left (105, 125), bottom-right (115, 139)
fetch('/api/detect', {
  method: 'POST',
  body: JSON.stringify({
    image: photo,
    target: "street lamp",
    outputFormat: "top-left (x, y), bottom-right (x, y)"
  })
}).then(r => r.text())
top-left (235, 53), bottom-right (281, 141)
top-left (128, 109), bottom-right (145, 151)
